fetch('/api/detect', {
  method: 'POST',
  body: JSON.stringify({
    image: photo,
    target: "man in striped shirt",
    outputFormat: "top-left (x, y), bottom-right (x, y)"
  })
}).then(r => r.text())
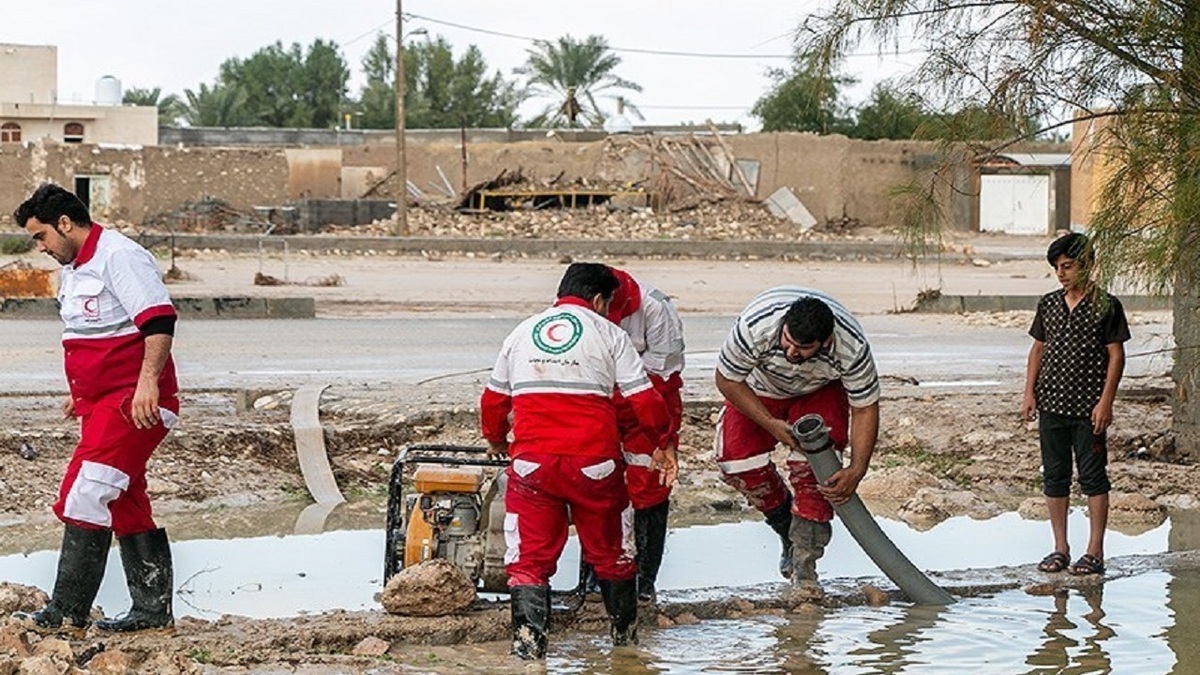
top-left (715, 287), bottom-right (880, 591)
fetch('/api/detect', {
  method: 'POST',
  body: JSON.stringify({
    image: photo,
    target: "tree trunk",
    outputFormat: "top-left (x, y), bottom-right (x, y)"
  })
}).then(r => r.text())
top-left (1175, 277), bottom-right (1200, 457)
top-left (1173, 1), bottom-right (1200, 457)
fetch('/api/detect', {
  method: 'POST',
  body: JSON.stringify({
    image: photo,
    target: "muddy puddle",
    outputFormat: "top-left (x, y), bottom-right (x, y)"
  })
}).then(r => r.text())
top-left (0, 502), bottom-right (1180, 620)
top-left (4, 501), bottom-right (1200, 672)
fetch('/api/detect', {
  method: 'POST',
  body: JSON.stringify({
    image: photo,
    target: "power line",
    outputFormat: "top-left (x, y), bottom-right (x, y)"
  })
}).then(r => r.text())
top-left (405, 12), bottom-right (793, 59)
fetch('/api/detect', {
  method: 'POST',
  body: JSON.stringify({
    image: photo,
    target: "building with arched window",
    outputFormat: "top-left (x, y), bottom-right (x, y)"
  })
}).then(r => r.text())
top-left (0, 43), bottom-right (157, 146)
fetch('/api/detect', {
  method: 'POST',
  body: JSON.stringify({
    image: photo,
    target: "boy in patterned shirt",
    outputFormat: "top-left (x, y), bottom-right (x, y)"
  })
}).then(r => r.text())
top-left (1022, 233), bottom-right (1130, 576)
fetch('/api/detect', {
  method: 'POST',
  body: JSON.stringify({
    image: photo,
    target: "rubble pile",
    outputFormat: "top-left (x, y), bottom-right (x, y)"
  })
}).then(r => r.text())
top-left (324, 200), bottom-right (872, 242)
top-left (142, 197), bottom-right (265, 234)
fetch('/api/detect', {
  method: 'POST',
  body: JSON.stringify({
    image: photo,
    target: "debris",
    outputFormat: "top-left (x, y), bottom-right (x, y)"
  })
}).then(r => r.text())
top-left (254, 272), bottom-right (285, 286)
top-left (764, 187), bottom-right (818, 230)
top-left (380, 559), bottom-right (476, 616)
top-left (351, 636), bottom-right (392, 657)
top-left (18, 442), bottom-right (36, 461)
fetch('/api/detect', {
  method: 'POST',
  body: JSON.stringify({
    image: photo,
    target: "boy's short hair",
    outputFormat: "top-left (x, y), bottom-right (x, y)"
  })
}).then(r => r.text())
top-left (1047, 232), bottom-right (1090, 266)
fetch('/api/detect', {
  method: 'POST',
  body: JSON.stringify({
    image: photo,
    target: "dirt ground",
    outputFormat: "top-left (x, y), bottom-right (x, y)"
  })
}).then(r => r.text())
top-left (0, 219), bottom-right (1192, 673)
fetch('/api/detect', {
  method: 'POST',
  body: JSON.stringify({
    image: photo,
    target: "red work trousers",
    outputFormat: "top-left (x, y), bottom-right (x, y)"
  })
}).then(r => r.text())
top-left (617, 372), bottom-right (683, 510)
top-left (54, 393), bottom-right (177, 536)
top-left (715, 382), bottom-right (849, 522)
top-left (503, 452), bottom-right (636, 588)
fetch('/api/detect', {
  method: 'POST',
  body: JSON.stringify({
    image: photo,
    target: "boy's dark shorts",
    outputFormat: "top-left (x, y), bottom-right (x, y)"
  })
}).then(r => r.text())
top-left (1039, 409), bottom-right (1111, 498)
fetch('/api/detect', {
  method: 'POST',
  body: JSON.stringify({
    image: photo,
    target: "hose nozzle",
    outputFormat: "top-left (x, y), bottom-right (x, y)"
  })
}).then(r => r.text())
top-left (791, 414), bottom-right (833, 453)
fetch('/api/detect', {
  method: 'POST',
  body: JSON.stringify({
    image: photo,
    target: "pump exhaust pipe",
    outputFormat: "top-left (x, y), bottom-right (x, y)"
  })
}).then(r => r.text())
top-left (791, 414), bottom-right (955, 605)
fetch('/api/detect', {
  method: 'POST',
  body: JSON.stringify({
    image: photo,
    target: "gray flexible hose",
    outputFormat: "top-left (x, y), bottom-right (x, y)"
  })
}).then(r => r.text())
top-left (791, 414), bottom-right (956, 605)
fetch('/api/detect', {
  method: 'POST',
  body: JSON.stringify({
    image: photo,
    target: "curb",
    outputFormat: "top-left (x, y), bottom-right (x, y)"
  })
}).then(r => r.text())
top-left (0, 296), bottom-right (316, 320)
top-left (914, 295), bottom-right (1172, 313)
top-left (2, 232), bottom-right (1042, 262)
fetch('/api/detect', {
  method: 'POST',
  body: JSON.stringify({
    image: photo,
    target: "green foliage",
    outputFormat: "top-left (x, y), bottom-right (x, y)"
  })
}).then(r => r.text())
top-left (406, 37), bottom-right (520, 129)
top-left (122, 86), bottom-right (184, 126)
top-left (847, 84), bottom-right (927, 140)
top-left (355, 33), bottom-right (520, 130)
top-left (517, 34), bottom-right (642, 128)
top-left (752, 54), bottom-right (854, 134)
top-left (181, 83), bottom-right (255, 127)
top-left (1, 237), bottom-right (35, 254)
top-left (358, 34), bottom-right (396, 129)
top-left (217, 39), bottom-right (350, 128)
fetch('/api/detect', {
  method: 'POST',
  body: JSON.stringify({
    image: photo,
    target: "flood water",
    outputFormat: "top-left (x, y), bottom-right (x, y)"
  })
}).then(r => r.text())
top-left (2, 504), bottom-right (1198, 673)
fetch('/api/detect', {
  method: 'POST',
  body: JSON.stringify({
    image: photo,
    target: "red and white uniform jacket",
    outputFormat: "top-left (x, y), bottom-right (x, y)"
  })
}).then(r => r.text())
top-left (480, 297), bottom-right (669, 461)
top-left (58, 225), bottom-right (178, 414)
top-left (607, 269), bottom-right (686, 380)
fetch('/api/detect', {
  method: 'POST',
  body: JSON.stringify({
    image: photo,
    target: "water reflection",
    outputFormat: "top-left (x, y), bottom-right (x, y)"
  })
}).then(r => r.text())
top-left (0, 504), bottom-right (1197, 673)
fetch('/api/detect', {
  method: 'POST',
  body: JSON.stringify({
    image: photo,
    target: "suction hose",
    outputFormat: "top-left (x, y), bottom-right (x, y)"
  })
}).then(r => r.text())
top-left (791, 414), bottom-right (955, 605)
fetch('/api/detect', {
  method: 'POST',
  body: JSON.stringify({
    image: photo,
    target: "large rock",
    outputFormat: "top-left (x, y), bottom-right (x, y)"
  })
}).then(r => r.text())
top-left (0, 585), bottom-right (46, 616)
top-left (858, 466), bottom-right (943, 499)
top-left (896, 488), bottom-right (1001, 528)
top-left (381, 559), bottom-right (477, 616)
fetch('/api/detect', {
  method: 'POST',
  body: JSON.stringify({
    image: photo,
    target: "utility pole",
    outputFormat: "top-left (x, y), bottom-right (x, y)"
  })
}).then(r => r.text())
top-left (393, 0), bottom-right (408, 235)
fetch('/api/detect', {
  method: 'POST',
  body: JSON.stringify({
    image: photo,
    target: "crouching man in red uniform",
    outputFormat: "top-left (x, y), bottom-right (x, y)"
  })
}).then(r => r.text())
top-left (481, 263), bottom-right (669, 660)
top-left (12, 184), bottom-right (180, 635)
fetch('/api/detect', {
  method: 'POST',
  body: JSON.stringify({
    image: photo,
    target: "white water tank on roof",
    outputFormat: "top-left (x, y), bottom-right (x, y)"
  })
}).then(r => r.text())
top-left (95, 75), bottom-right (122, 106)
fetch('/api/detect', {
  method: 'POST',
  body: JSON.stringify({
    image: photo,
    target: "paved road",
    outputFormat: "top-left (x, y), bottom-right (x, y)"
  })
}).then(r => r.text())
top-left (3, 313), bottom-right (1173, 395)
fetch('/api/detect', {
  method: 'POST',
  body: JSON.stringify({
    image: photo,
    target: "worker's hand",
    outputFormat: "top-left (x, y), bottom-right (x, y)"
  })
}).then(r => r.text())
top-left (1020, 394), bottom-right (1037, 422)
top-left (1091, 401), bottom-right (1114, 435)
top-left (765, 418), bottom-right (800, 451)
top-left (487, 440), bottom-right (510, 457)
top-left (651, 446), bottom-right (678, 488)
top-left (61, 396), bottom-right (75, 419)
top-left (817, 465), bottom-right (865, 506)
top-left (129, 381), bottom-right (161, 430)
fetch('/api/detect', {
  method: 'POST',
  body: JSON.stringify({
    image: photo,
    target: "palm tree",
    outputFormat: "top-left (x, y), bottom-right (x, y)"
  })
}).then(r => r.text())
top-left (122, 86), bottom-right (185, 126)
top-left (516, 35), bottom-right (642, 128)
top-left (181, 83), bottom-right (254, 127)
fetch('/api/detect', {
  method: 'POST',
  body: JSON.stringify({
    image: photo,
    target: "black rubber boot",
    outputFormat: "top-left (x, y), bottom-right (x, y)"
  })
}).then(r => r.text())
top-left (96, 528), bottom-right (174, 632)
top-left (598, 577), bottom-right (639, 647)
top-left (634, 500), bottom-right (670, 602)
top-left (764, 496), bottom-right (794, 579)
top-left (14, 524), bottom-right (111, 635)
top-left (789, 517), bottom-right (832, 586)
top-left (578, 561), bottom-right (601, 597)
top-left (509, 585), bottom-right (550, 660)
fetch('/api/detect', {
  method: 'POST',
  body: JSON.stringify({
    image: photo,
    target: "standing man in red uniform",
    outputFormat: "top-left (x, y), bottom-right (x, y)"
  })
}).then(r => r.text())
top-left (481, 263), bottom-right (669, 660)
top-left (606, 267), bottom-right (685, 602)
top-left (12, 184), bottom-right (179, 634)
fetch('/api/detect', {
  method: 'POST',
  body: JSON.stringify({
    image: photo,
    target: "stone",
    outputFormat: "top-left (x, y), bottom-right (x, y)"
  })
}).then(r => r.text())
top-left (380, 559), bottom-right (476, 616)
top-left (84, 650), bottom-right (131, 675)
top-left (861, 585), bottom-right (890, 606)
top-left (0, 622), bottom-right (30, 658)
top-left (0, 585), bottom-right (47, 615)
top-left (858, 466), bottom-right (942, 499)
top-left (350, 636), bottom-right (391, 657)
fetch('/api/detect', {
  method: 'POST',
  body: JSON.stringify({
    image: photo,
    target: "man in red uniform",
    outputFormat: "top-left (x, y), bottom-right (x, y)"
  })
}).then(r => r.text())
top-left (12, 184), bottom-right (179, 634)
top-left (606, 267), bottom-right (685, 602)
top-left (481, 262), bottom-right (669, 660)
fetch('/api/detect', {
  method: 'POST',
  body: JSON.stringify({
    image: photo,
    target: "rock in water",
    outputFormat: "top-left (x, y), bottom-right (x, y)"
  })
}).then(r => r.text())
top-left (381, 558), bottom-right (477, 616)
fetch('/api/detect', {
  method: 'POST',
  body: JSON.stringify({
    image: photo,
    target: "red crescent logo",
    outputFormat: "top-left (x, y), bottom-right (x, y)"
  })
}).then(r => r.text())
top-left (547, 323), bottom-right (566, 342)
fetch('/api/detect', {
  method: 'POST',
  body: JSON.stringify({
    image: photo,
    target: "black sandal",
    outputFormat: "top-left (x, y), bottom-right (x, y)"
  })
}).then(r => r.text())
top-left (1068, 554), bottom-right (1105, 576)
top-left (1037, 552), bottom-right (1070, 573)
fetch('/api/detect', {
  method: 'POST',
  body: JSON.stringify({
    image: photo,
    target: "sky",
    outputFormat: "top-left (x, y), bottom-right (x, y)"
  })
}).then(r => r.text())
top-left (2, 1), bottom-right (924, 130)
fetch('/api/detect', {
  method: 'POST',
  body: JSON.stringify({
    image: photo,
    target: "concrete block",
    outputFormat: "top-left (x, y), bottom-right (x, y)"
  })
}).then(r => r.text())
top-left (267, 297), bottom-right (317, 318)
top-left (764, 187), bottom-right (818, 230)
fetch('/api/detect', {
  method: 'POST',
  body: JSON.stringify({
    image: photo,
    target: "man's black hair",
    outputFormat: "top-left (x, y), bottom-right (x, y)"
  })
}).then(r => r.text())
top-left (12, 183), bottom-right (91, 230)
top-left (557, 262), bottom-right (619, 302)
top-left (782, 297), bottom-right (835, 345)
top-left (1046, 232), bottom-right (1090, 266)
